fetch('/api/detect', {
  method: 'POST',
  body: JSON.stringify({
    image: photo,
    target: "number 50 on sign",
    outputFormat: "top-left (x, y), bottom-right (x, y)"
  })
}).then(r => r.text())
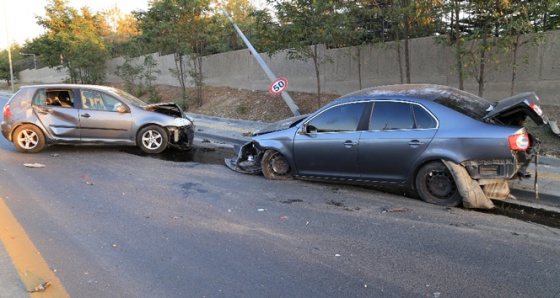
top-left (269, 78), bottom-right (288, 95)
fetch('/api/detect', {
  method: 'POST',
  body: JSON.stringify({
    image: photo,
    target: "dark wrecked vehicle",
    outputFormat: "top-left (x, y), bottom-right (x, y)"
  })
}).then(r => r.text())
top-left (226, 84), bottom-right (548, 209)
top-left (1, 84), bottom-right (194, 154)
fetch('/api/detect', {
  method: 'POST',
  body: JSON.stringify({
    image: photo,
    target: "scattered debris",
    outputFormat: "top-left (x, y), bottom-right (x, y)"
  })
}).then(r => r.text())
top-left (27, 281), bottom-right (51, 293)
top-left (86, 182), bottom-right (94, 186)
top-left (23, 163), bottom-right (45, 168)
top-left (280, 199), bottom-right (303, 204)
top-left (382, 207), bottom-right (407, 213)
top-left (326, 200), bottom-right (344, 207)
top-left (51, 153), bottom-right (60, 157)
top-left (335, 254), bottom-right (341, 257)
top-left (450, 222), bottom-right (475, 227)
top-left (279, 216), bottom-right (287, 219)
top-left (257, 209), bottom-right (266, 212)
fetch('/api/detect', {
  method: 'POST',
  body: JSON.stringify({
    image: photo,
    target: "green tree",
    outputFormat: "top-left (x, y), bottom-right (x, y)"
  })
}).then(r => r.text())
top-left (138, 0), bottom-right (219, 109)
top-left (266, 0), bottom-right (353, 107)
top-left (33, 0), bottom-right (110, 84)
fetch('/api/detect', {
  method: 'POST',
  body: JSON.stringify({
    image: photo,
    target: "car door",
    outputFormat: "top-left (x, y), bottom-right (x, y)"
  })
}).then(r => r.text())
top-left (359, 101), bottom-right (437, 182)
top-left (78, 89), bottom-right (133, 142)
top-left (33, 88), bottom-right (81, 140)
top-left (293, 102), bottom-right (369, 179)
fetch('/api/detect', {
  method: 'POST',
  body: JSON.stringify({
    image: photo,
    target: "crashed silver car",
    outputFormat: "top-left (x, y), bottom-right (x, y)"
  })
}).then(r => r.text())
top-left (1, 84), bottom-right (194, 154)
top-left (226, 84), bottom-right (548, 209)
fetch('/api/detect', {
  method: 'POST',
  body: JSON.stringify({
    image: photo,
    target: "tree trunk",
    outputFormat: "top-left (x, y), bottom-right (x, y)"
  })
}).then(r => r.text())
top-left (403, 0), bottom-right (411, 84)
top-left (312, 44), bottom-right (322, 107)
top-left (454, 0), bottom-right (464, 90)
top-left (510, 34), bottom-right (520, 96)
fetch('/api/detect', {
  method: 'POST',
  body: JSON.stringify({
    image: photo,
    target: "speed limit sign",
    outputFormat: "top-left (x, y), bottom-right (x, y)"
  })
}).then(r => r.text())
top-left (269, 77), bottom-right (288, 95)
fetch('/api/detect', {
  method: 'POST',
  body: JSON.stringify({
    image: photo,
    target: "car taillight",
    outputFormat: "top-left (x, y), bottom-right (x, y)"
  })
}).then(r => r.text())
top-left (529, 103), bottom-right (543, 116)
top-left (3, 105), bottom-right (11, 117)
top-left (508, 133), bottom-right (530, 151)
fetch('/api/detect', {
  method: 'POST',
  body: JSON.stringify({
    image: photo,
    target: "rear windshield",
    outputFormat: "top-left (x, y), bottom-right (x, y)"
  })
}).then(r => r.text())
top-left (431, 88), bottom-right (492, 121)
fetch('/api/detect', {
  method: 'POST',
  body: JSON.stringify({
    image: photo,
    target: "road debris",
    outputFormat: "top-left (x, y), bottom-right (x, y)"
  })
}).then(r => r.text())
top-left (382, 207), bottom-right (407, 213)
top-left (27, 281), bottom-right (51, 293)
top-left (24, 163), bottom-right (45, 168)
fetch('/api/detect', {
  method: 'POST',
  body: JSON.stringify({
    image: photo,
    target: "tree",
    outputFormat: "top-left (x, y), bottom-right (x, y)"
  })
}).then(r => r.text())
top-left (138, 0), bottom-right (220, 109)
top-left (266, 0), bottom-right (353, 107)
top-left (32, 0), bottom-right (110, 84)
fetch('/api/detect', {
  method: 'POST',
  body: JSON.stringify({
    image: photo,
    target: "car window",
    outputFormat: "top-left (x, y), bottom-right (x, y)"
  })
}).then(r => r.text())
top-left (307, 102), bottom-right (367, 133)
top-left (81, 90), bottom-right (123, 111)
top-left (32, 90), bottom-right (47, 107)
top-left (45, 89), bottom-right (74, 108)
top-left (369, 101), bottom-right (414, 130)
top-left (412, 105), bottom-right (437, 129)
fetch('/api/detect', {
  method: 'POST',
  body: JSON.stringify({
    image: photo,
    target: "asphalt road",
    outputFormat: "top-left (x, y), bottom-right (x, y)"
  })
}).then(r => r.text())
top-left (0, 95), bottom-right (559, 297)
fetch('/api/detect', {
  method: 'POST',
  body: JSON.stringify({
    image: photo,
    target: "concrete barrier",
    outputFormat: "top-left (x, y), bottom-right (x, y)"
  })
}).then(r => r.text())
top-left (17, 31), bottom-right (560, 105)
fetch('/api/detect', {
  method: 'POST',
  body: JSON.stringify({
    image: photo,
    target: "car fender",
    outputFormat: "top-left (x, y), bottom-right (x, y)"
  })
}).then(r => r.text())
top-left (253, 138), bottom-right (296, 170)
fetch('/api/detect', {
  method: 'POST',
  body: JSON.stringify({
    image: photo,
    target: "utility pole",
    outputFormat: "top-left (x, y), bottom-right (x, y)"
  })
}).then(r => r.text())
top-left (219, 2), bottom-right (301, 116)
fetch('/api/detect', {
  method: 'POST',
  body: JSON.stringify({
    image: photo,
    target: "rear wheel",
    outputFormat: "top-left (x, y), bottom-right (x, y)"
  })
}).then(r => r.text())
top-left (13, 124), bottom-right (46, 153)
top-left (415, 161), bottom-right (462, 207)
top-left (261, 150), bottom-right (292, 180)
top-left (137, 125), bottom-right (168, 154)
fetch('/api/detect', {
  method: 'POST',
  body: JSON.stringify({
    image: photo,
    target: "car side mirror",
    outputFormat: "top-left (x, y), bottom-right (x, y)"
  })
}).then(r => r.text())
top-left (116, 106), bottom-right (129, 113)
top-left (302, 124), bottom-right (317, 134)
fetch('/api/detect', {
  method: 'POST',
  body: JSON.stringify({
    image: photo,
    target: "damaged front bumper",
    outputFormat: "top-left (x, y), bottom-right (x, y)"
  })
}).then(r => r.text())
top-left (167, 125), bottom-right (195, 150)
top-left (225, 142), bottom-right (262, 174)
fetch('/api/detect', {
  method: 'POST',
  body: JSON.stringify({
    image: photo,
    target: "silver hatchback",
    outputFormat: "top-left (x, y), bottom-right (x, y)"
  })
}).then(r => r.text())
top-left (1, 84), bottom-right (194, 154)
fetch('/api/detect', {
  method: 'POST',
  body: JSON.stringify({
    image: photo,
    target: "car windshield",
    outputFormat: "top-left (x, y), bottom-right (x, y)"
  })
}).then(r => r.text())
top-left (110, 88), bottom-right (148, 107)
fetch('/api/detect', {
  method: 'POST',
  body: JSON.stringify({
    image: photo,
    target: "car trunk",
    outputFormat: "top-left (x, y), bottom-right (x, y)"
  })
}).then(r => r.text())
top-left (483, 92), bottom-right (548, 127)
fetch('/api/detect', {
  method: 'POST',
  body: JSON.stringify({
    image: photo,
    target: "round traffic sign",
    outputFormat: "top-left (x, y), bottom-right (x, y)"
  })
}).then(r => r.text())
top-left (269, 77), bottom-right (288, 95)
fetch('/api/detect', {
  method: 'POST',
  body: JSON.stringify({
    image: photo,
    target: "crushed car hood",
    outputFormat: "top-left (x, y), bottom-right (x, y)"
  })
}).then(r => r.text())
top-left (144, 103), bottom-right (184, 118)
top-left (253, 114), bottom-right (308, 136)
top-left (483, 92), bottom-right (548, 126)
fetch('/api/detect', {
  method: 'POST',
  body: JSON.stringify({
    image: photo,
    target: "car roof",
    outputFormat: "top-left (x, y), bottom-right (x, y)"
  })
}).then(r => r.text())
top-left (21, 84), bottom-right (117, 92)
top-left (335, 84), bottom-right (494, 120)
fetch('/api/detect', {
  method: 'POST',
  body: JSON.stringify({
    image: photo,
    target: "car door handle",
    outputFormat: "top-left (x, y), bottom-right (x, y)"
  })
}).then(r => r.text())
top-left (81, 113), bottom-right (91, 118)
top-left (409, 140), bottom-right (424, 148)
top-left (36, 107), bottom-right (51, 114)
top-left (343, 140), bottom-right (357, 148)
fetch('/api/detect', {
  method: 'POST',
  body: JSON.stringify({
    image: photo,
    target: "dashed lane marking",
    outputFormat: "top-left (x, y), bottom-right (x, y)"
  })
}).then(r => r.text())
top-left (0, 197), bottom-right (69, 297)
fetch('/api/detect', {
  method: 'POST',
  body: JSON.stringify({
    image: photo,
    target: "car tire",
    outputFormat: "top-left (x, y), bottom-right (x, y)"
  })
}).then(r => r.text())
top-left (261, 150), bottom-right (292, 180)
top-left (415, 161), bottom-right (462, 207)
top-left (137, 125), bottom-right (168, 154)
top-left (13, 124), bottom-right (46, 153)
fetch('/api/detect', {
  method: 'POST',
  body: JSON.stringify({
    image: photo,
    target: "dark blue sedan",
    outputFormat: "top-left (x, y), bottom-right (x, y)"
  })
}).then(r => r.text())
top-left (226, 84), bottom-right (548, 209)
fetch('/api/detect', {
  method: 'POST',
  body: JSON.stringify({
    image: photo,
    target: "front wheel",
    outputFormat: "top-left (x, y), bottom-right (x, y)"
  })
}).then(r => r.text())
top-left (415, 161), bottom-right (462, 207)
top-left (137, 125), bottom-right (168, 154)
top-left (261, 150), bottom-right (292, 180)
top-left (13, 124), bottom-right (46, 153)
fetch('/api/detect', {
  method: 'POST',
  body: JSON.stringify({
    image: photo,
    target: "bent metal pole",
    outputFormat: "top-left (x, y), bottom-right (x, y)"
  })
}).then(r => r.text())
top-left (219, 3), bottom-right (302, 116)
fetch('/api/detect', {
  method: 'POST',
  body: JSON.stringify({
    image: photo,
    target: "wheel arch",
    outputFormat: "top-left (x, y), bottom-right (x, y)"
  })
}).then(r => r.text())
top-left (9, 122), bottom-right (48, 143)
top-left (135, 123), bottom-right (169, 143)
top-left (253, 140), bottom-right (297, 172)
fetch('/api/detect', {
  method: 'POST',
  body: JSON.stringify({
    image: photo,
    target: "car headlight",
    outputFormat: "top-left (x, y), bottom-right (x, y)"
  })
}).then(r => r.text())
top-left (172, 117), bottom-right (193, 127)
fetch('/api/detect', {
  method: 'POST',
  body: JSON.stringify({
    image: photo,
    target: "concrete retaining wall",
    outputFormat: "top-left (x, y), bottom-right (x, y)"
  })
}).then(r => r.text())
top-left (18, 31), bottom-right (560, 105)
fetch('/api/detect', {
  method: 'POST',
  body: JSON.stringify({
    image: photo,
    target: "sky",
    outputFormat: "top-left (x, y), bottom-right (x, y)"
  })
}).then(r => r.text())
top-left (1, 0), bottom-right (269, 51)
top-left (0, 0), bottom-right (150, 51)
